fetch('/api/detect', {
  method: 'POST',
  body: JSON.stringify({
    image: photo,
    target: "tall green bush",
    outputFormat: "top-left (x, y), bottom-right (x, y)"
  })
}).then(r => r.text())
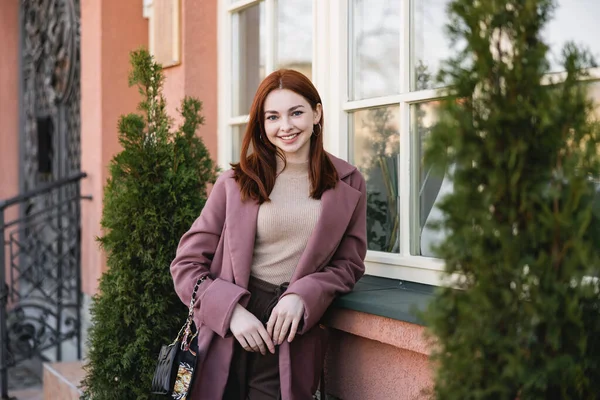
top-left (81, 48), bottom-right (217, 399)
top-left (424, 1), bottom-right (600, 399)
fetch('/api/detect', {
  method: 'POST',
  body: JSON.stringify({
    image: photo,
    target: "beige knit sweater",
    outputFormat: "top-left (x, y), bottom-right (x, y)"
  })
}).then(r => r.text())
top-left (250, 160), bottom-right (322, 285)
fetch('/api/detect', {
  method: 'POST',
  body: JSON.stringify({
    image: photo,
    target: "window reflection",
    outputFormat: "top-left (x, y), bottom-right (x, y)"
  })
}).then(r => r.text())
top-left (350, 0), bottom-right (400, 99)
top-left (412, 0), bottom-right (454, 91)
top-left (232, 3), bottom-right (266, 116)
top-left (232, 124), bottom-right (248, 163)
top-left (590, 81), bottom-right (600, 119)
top-left (351, 106), bottom-right (400, 252)
top-left (412, 101), bottom-right (447, 257)
top-left (414, 81), bottom-right (600, 258)
top-left (545, 1), bottom-right (600, 73)
top-left (276, 0), bottom-right (313, 79)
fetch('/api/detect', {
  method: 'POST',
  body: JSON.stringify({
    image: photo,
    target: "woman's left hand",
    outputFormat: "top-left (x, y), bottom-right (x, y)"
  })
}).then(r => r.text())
top-left (266, 294), bottom-right (305, 345)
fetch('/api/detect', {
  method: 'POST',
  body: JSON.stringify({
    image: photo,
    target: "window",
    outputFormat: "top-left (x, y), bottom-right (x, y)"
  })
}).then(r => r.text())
top-left (223, 0), bottom-right (313, 165)
top-left (591, 81), bottom-right (600, 119)
top-left (544, 1), bottom-right (600, 73)
top-left (350, 0), bottom-right (400, 99)
top-left (411, 0), bottom-right (454, 90)
top-left (351, 106), bottom-right (400, 253)
top-left (219, 0), bottom-right (600, 285)
top-left (348, 0), bottom-right (401, 253)
top-left (231, 2), bottom-right (266, 117)
top-left (345, 0), bottom-right (447, 282)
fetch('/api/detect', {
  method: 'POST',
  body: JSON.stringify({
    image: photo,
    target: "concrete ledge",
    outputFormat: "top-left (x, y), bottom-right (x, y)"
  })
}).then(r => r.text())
top-left (43, 361), bottom-right (85, 400)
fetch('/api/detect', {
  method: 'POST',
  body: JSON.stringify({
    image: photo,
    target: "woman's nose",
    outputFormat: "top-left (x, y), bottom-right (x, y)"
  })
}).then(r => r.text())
top-left (280, 117), bottom-right (293, 132)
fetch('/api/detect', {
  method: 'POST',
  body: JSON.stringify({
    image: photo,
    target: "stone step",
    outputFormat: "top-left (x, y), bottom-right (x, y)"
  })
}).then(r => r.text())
top-left (42, 361), bottom-right (85, 400)
top-left (8, 388), bottom-right (43, 400)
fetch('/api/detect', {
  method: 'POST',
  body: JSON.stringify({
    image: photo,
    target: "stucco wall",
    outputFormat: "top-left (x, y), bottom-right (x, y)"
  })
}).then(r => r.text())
top-left (80, 0), bottom-right (219, 297)
top-left (324, 310), bottom-right (433, 400)
top-left (0, 0), bottom-right (20, 279)
top-left (80, 0), bottom-right (148, 296)
top-left (162, 0), bottom-right (219, 160)
top-left (0, 0), bottom-right (19, 201)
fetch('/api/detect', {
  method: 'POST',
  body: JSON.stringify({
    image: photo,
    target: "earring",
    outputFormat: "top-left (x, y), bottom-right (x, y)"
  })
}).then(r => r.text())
top-left (313, 123), bottom-right (322, 137)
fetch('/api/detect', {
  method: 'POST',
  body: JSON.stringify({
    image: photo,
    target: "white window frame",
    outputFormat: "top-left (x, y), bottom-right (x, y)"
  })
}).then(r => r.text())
top-left (218, 0), bottom-right (600, 287)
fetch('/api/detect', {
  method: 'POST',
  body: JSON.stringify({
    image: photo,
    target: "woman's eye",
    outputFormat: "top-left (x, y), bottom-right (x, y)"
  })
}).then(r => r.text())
top-left (292, 111), bottom-right (304, 116)
top-left (266, 115), bottom-right (278, 121)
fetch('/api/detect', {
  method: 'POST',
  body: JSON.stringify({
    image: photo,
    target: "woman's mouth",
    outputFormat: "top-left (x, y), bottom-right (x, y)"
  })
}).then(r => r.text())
top-left (279, 133), bottom-right (299, 142)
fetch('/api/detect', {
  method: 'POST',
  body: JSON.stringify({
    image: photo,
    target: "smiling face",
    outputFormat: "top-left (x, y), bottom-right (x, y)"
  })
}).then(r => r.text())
top-left (263, 89), bottom-right (322, 163)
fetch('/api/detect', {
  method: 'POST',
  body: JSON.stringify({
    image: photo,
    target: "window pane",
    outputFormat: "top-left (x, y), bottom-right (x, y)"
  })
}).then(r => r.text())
top-left (276, 0), bottom-right (312, 79)
top-left (412, 0), bottom-right (453, 91)
top-left (545, 1), bottom-right (600, 72)
top-left (232, 124), bottom-right (247, 163)
top-left (412, 101), bottom-right (448, 257)
top-left (350, 106), bottom-right (400, 253)
top-left (350, 0), bottom-right (400, 100)
top-left (412, 83), bottom-right (600, 257)
top-left (232, 3), bottom-right (266, 116)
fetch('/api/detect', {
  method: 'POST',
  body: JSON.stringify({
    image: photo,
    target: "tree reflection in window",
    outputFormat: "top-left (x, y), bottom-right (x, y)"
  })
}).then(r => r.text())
top-left (353, 106), bottom-right (400, 253)
top-left (414, 101), bottom-right (447, 257)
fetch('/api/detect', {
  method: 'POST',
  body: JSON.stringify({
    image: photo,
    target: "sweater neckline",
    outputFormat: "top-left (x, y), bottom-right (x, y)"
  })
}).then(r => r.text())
top-left (276, 159), bottom-right (309, 177)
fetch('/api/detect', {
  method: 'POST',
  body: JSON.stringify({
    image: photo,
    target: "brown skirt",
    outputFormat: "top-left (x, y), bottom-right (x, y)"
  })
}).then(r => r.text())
top-left (222, 276), bottom-right (285, 400)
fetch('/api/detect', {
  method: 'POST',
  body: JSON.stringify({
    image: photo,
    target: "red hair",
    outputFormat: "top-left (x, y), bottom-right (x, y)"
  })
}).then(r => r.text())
top-left (231, 69), bottom-right (338, 203)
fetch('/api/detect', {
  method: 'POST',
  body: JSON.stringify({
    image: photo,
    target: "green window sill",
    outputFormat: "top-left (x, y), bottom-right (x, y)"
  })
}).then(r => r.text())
top-left (331, 275), bottom-right (436, 326)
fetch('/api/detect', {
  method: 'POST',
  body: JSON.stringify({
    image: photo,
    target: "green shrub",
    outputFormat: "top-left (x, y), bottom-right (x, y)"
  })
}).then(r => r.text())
top-left (424, 1), bottom-right (600, 399)
top-left (81, 48), bottom-right (217, 400)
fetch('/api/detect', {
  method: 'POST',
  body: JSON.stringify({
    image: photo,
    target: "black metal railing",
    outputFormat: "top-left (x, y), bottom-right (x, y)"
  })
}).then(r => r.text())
top-left (0, 172), bottom-right (90, 398)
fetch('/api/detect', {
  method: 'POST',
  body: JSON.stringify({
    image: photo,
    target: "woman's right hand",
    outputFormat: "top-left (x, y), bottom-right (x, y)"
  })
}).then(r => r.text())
top-left (229, 304), bottom-right (275, 355)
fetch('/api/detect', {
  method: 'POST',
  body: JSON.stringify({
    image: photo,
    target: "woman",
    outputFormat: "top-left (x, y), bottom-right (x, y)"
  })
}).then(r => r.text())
top-left (170, 69), bottom-right (367, 400)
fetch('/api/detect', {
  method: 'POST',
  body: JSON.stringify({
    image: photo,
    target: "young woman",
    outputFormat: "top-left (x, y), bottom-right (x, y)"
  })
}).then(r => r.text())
top-left (170, 69), bottom-right (367, 400)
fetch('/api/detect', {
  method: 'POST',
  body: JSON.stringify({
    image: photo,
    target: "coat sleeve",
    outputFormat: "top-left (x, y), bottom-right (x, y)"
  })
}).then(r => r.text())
top-left (284, 171), bottom-right (367, 334)
top-left (170, 172), bottom-right (250, 338)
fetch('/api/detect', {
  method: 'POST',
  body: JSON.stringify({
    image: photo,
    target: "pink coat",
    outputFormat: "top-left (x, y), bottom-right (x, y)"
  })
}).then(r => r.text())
top-left (170, 153), bottom-right (367, 400)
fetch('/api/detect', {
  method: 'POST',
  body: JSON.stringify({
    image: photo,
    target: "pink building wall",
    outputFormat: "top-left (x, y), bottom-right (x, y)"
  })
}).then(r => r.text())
top-left (80, 0), bottom-right (148, 295)
top-left (0, 0), bottom-right (20, 277)
top-left (0, 0), bottom-right (19, 201)
top-left (325, 310), bottom-right (433, 400)
top-left (80, 0), bottom-right (219, 296)
top-left (162, 0), bottom-right (219, 162)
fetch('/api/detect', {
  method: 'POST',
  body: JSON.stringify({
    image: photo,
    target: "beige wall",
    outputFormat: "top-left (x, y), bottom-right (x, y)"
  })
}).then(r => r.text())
top-left (80, 0), bottom-right (148, 296)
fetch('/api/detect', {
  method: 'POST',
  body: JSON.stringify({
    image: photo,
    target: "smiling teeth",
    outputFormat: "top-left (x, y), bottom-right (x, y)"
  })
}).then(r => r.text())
top-left (282, 134), bottom-right (298, 140)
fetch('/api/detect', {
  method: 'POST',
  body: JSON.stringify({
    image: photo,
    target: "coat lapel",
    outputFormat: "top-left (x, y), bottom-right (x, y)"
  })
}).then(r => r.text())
top-left (290, 169), bottom-right (362, 283)
top-left (225, 194), bottom-right (259, 289)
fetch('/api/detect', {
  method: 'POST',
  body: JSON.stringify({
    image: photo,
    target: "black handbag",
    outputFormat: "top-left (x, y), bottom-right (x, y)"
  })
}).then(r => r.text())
top-left (151, 275), bottom-right (207, 398)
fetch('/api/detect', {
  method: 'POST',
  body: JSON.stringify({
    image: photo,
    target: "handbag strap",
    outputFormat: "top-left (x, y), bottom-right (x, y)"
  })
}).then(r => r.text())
top-left (174, 274), bottom-right (208, 347)
top-left (187, 274), bottom-right (208, 318)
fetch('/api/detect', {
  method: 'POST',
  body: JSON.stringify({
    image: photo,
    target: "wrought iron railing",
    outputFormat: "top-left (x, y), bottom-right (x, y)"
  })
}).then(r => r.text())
top-left (0, 172), bottom-right (90, 398)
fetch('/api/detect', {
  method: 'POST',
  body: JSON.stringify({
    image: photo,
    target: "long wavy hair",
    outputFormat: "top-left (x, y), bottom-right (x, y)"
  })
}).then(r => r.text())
top-left (231, 69), bottom-right (338, 203)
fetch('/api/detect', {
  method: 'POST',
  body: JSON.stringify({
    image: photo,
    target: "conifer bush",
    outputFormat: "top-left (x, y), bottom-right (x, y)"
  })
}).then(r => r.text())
top-left (81, 49), bottom-right (217, 399)
top-left (424, 1), bottom-right (600, 399)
